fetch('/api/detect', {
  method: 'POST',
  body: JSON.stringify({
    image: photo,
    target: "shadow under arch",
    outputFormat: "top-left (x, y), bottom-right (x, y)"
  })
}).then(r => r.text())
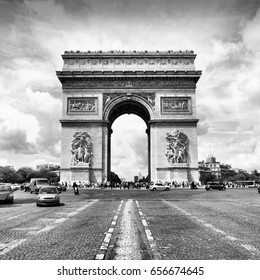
top-left (103, 95), bottom-right (154, 181)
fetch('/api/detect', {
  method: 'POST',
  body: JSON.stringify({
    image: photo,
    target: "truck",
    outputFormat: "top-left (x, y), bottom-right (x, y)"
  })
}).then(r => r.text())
top-left (30, 178), bottom-right (49, 194)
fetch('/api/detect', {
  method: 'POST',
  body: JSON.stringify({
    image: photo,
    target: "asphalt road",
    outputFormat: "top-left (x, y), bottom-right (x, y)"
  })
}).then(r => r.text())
top-left (0, 187), bottom-right (259, 260)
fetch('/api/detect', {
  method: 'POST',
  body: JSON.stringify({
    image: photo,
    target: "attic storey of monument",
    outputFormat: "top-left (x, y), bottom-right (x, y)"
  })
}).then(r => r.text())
top-left (56, 50), bottom-right (201, 183)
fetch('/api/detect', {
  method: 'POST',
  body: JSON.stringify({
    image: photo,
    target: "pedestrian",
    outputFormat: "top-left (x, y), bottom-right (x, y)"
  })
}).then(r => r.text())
top-left (72, 181), bottom-right (79, 195)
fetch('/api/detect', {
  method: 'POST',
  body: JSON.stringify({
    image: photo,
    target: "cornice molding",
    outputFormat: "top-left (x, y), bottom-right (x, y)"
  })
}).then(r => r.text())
top-left (62, 50), bottom-right (196, 58)
top-left (57, 76), bottom-right (200, 89)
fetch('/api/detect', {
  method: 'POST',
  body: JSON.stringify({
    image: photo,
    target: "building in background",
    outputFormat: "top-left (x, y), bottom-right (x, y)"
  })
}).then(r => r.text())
top-left (36, 164), bottom-right (60, 171)
top-left (198, 154), bottom-right (249, 181)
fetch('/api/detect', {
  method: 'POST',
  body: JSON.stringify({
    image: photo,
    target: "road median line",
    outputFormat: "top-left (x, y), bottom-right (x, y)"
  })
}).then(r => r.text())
top-left (95, 200), bottom-right (123, 260)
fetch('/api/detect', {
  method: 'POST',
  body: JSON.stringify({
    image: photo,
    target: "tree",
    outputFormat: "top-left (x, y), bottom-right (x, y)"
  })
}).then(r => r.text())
top-left (0, 166), bottom-right (19, 183)
top-left (110, 171), bottom-right (121, 184)
top-left (199, 171), bottom-right (216, 185)
top-left (16, 167), bottom-right (35, 183)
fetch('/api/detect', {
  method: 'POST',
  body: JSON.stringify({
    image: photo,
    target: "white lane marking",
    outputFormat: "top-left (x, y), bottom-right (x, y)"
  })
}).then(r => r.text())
top-left (136, 201), bottom-right (162, 260)
top-left (0, 239), bottom-right (26, 255)
top-left (95, 200), bottom-right (123, 260)
top-left (165, 201), bottom-right (260, 257)
top-left (54, 218), bottom-right (69, 224)
top-left (7, 213), bottom-right (27, 220)
top-left (12, 227), bottom-right (41, 231)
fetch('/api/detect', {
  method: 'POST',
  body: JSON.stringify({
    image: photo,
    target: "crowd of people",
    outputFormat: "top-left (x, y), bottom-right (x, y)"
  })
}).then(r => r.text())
top-left (59, 180), bottom-right (259, 191)
top-left (59, 180), bottom-right (203, 190)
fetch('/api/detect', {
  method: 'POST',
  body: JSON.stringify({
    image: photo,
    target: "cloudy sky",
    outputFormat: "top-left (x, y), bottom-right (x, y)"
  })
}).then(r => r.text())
top-left (0, 0), bottom-right (260, 180)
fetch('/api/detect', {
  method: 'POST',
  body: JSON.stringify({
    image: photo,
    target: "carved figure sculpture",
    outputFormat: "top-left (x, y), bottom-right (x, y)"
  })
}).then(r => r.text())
top-left (71, 131), bottom-right (93, 166)
top-left (165, 129), bottom-right (190, 164)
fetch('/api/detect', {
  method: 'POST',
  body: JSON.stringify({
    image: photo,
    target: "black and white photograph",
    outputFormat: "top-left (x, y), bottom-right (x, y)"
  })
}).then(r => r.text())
top-left (0, 0), bottom-right (260, 279)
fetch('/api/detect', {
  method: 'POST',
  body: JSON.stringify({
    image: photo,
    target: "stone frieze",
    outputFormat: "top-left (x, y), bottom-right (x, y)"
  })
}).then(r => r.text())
top-left (68, 98), bottom-right (97, 113)
top-left (63, 77), bottom-right (196, 89)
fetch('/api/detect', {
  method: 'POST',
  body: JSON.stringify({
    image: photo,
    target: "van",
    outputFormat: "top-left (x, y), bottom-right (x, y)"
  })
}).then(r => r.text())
top-left (30, 178), bottom-right (49, 194)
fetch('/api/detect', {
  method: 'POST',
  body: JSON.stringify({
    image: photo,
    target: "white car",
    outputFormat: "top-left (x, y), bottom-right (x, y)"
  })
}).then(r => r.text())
top-left (149, 182), bottom-right (170, 191)
top-left (36, 186), bottom-right (60, 207)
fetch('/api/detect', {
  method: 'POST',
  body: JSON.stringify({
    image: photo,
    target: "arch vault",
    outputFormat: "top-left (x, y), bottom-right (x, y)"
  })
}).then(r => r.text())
top-left (57, 50), bottom-right (201, 183)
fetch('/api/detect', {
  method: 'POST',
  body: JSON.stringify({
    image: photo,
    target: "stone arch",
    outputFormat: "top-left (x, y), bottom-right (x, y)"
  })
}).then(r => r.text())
top-left (103, 95), bottom-right (154, 181)
top-left (103, 94), bottom-right (154, 125)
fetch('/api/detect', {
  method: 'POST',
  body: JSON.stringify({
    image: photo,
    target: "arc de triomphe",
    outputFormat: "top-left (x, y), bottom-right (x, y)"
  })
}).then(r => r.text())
top-left (56, 50), bottom-right (201, 183)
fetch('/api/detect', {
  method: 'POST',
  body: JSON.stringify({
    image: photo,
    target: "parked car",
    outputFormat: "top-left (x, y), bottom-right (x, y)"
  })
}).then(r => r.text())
top-left (149, 182), bottom-right (170, 191)
top-left (0, 183), bottom-right (14, 204)
top-left (205, 182), bottom-right (226, 191)
top-left (36, 186), bottom-right (60, 207)
top-left (30, 178), bottom-right (49, 194)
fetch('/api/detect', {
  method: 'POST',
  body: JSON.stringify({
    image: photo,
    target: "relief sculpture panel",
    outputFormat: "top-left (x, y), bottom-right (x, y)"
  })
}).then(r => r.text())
top-left (71, 131), bottom-right (93, 166)
top-left (161, 97), bottom-right (191, 114)
top-left (165, 129), bottom-right (190, 164)
top-left (68, 98), bottom-right (97, 113)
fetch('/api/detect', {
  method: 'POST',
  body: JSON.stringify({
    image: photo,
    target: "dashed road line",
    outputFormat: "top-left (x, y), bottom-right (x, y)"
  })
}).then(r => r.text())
top-left (164, 201), bottom-right (260, 257)
top-left (95, 200), bottom-right (124, 260)
top-left (136, 201), bottom-right (162, 259)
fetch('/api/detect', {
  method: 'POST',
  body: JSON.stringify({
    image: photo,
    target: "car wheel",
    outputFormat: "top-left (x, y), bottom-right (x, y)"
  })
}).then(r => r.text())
top-left (30, 191), bottom-right (33, 194)
top-left (209, 187), bottom-right (212, 191)
top-left (165, 187), bottom-right (169, 191)
top-left (222, 187), bottom-right (226, 191)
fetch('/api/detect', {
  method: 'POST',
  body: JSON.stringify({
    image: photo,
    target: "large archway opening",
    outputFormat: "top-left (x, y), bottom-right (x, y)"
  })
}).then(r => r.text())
top-left (111, 114), bottom-right (148, 182)
top-left (106, 99), bottom-right (152, 182)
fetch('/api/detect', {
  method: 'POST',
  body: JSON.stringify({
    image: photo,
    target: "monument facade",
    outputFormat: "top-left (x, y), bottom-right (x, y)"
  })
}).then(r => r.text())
top-left (56, 50), bottom-right (201, 183)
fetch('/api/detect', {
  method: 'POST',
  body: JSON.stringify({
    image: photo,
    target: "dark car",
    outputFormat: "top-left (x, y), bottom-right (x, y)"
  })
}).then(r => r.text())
top-left (0, 184), bottom-right (14, 203)
top-left (205, 182), bottom-right (226, 191)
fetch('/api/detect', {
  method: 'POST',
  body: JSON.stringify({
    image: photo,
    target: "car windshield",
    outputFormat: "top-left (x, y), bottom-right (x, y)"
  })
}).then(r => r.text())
top-left (0, 185), bottom-right (11, 191)
top-left (39, 188), bottom-right (58, 194)
top-left (37, 180), bottom-right (48, 185)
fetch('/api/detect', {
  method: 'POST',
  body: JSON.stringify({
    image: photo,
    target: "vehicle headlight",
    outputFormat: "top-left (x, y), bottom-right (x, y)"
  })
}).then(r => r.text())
top-left (55, 195), bottom-right (59, 199)
top-left (7, 193), bottom-right (13, 198)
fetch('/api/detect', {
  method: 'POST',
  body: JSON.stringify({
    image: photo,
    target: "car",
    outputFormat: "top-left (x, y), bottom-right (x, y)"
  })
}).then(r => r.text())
top-left (30, 178), bottom-right (49, 194)
top-left (149, 182), bottom-right (170, 191)
top-left (36, 186), bottom-right (60, 207)
top-left (10, 184), bottom-right (20, 191)
top-left (23, 183), bottom-right (31, 192)
top-left (0, 184), bottom-right (14, 204)
top-left (205, 182), bottom-right (226, 191)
